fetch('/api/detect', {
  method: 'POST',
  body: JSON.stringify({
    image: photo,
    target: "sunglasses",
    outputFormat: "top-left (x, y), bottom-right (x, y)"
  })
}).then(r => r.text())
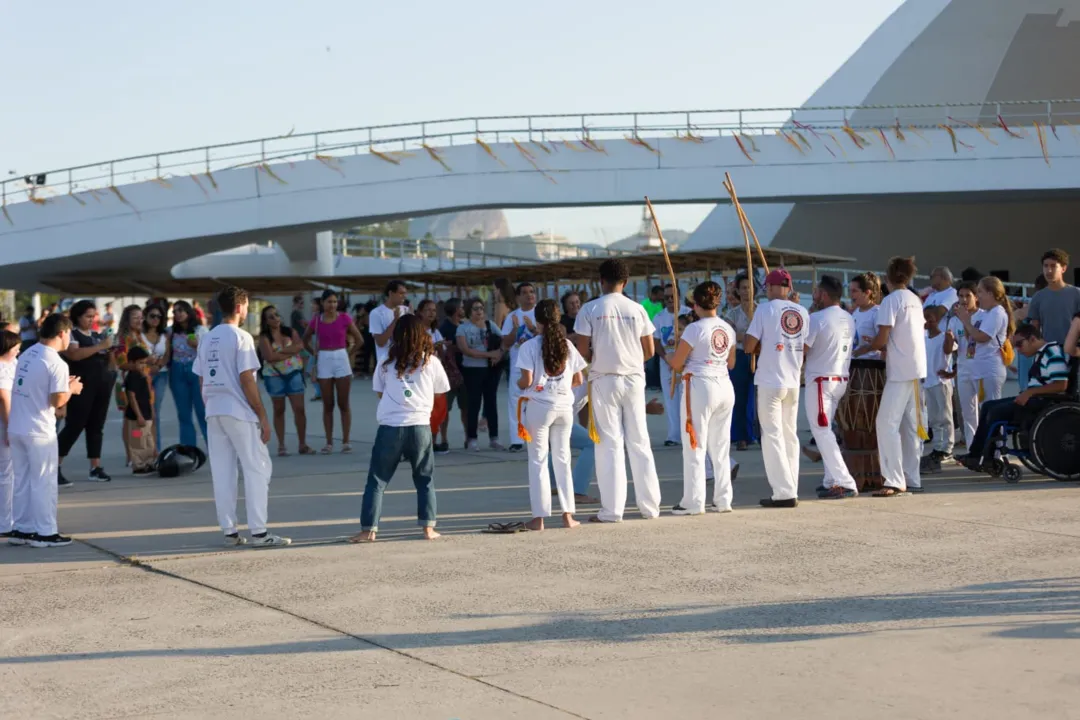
top-left (148, 313), bottom-right (162, 319)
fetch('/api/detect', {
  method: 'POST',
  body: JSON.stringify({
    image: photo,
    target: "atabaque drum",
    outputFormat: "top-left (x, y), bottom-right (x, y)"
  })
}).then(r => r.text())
top-left (837, 359), bottom-right (886, 491)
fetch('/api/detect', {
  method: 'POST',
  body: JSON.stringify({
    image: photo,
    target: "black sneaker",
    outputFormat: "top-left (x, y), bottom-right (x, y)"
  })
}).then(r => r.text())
top-left (508, 444), bottom-right (524, 453)
top-left (58, 469), bottom-right (73, 488)
top-left (731, 462), bottom-right (740, 483)
top-left (920, 456), bottom-right (942, 474)
top-left (6, 529), bottom-right (34, 546)
top-left (759, 498), bottom-right (798, 508)
top-left (664, 440), bottom-right (680, 447)
top-left (89, 467), bottom-right (112, 482)
top-left (433, 442), bottom-right (450, 455)
top-left (30, 533), bottom-right (72, 548)
top-left (930, 450), bottom-right (953, 463)
top-left (671, 504), bottom-right (702, 516)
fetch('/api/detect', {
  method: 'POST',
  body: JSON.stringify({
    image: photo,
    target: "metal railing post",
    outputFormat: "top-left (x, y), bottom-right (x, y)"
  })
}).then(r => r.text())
top-left (205, 148), bottom-right (211, 174)
top-left (67, 169), bottom-right (73, 194)
top-left (109, 161), bottom-right (115, 187)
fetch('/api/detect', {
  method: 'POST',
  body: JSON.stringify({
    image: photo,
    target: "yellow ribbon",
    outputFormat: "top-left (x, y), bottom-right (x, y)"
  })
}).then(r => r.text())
top-left (914, 380), bottom-right (930, 442)
top-left (587, 381), bottom-right (600, 444)
top-left (978, 379), bottom-right (985, 404)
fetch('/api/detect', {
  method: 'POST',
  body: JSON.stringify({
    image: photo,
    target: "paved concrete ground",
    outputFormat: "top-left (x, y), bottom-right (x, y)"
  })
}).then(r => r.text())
top-left (3, 379), bottom-right (1080, 719)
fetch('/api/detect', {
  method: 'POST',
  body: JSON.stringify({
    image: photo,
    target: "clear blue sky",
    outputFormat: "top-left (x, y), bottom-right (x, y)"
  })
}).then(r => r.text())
top-left (1, 0), bottom-right (903, 243)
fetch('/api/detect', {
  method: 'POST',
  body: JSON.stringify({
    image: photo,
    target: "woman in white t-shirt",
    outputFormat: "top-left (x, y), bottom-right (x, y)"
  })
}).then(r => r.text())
top-left (350, 315), bottom-right (449, 544)
top-left (955, 276), bottom-right (1014, 404)
top-left (943, 282), bottom-right (980, 445)
top-left (849, 272), bottom-right (883, 361)
top-left (0, 330), bottom-right (21, 537)
top-left (669, 282), bottom-right (737, 515)
top-left (514, 299), bottom-right (586, 531)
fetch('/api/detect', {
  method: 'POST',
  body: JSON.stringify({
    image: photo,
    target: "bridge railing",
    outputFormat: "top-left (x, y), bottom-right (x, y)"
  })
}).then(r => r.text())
top-left (6, 98), bottom-right (1080, 208)
top-left (333, 234), bottom-right (631, 270)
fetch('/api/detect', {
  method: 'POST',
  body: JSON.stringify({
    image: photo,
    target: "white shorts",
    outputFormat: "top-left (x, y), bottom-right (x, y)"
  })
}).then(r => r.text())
top-left (316, 349), bottom-right (351, 380)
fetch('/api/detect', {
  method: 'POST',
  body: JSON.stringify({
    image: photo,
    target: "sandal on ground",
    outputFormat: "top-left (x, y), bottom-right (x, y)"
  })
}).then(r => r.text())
top-left (482, 522), bottom-right (529, 534)
top-left (341, 443), bottom-right (353, 454)
top-left (278, 448), bottom-right (290, 457)
top-left (298, 445), bottom-right (317, 455)
top-left (873, 487), bottom-right (909, 498)
top-left (320, 444), bottom-right (334, 455)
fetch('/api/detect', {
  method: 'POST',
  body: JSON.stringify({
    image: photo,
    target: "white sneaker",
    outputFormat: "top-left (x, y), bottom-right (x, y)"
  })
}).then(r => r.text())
top-left (250, 533), bottom-right (292, 548)
top-left (466, 439), bottom-right (479, 451)
top-left (671, 505), bottom-right (704, 516)
top-left (708, 504), bottom-right (733, 513)
top-left (489, 440), bottom-right (505, 451)
top-left (224, 533), bottom-right (248, 547)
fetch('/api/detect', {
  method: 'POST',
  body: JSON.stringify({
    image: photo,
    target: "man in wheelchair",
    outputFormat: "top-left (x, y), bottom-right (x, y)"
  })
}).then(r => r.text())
top-left (959, 324), bottom-right (1071, 471)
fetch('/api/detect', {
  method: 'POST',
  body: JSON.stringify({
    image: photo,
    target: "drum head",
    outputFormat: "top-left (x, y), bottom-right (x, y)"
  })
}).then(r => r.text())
top-left (1031, 404), bottom-right (1080, 481)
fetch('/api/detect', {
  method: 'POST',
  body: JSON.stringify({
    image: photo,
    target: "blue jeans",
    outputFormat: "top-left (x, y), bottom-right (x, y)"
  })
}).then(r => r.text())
top-left (548, 422), bottom-right (595, 495)
top-left (730, 350), bottom-right (758, 444)
top-left (152, 371), bottom-right (169, 451)
top-left (169, 361), bottom-right (207, 448)
top-left (360, 424), bottom-right (436, 532)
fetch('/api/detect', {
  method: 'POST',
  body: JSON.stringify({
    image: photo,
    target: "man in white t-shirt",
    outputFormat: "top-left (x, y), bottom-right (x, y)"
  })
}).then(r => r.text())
top-left (652, 285), bottom-right (692, 446)
top-left (194, 286), bottom-right (290, 548)
top-left (368, 279), bottom-right (411, 381)
top-left (923, 267), bottom-right (959, 310)
top-left (7, 314), bottom-right (83, 548)
top-left (745, 269), bottom-right (810, 508)
top-left (574, 259), bottom-right (662, 522)
top-left (803, 276), bottom-right (858, 499)
top-left (855, 258), bottom-right (928, 495)
top-left (501, 282), bottom-right (538, 452)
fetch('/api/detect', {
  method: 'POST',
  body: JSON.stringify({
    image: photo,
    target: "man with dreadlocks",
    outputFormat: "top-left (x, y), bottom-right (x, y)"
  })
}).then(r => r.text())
top-left (350, 314), bottom-right (449, 544)
top-left (514, 299), bottom-right (587, 531)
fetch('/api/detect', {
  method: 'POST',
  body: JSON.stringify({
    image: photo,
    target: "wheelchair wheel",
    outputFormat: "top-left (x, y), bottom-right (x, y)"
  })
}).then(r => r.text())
top-left (1003, 463), bottom-right (1022, 484)
top-left (1007, 433), bottom-right (1044, 475)
top-left (1030, 403), bottom-right (1080, 482)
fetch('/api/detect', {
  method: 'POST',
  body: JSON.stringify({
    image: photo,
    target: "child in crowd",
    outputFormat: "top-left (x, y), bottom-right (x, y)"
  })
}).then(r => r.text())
top-left (923, 305), bottom-right (954, 465)
top-left (123, 347), bottom-right (157, 474)
top-left (350, 315), bottom-right (449, 544)
top-left (0, 330), bottom-right (21, 537)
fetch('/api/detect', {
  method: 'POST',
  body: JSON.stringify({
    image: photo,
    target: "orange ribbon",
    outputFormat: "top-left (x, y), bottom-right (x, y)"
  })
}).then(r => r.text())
top-left (517, 396), bottom-right (531, 443)
top-left (683, 374), bottom-right (698, 450)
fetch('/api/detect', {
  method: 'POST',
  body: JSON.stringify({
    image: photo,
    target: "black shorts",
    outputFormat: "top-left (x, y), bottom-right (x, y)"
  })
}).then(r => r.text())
top-left (445, 385), bottom-right (467, 412)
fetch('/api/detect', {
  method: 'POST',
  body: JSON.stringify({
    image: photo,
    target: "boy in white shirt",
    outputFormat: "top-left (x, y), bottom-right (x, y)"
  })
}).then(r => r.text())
top-left (745, 269), bottom-right (810, 508)
top-left (501, 282), bottom-right (539, 453)
top-left (574, 259), bottom-right (662, 522)
top-left (351, 315), bottom-right (449, 543)
top-left (7, 314), bottom-right (83, 548)
top-left (943, 282), bottom-right (979, 446)
top-left (652, 285), bottom-right (693, 446)
top-left (194, 286), bottom-right (290, 548)
top-left (923, 305), bottom-right (954, 463)
top-left (855, 258), bottom-right (928, 495)
top-left (368, 279), bottom-right (411, 385)
top-left (803, 276), bottom-right (858, 499)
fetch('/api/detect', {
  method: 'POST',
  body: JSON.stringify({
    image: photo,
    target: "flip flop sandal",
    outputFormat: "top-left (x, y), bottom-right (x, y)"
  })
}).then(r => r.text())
top-left (298, 446), bottom-right (317, 456)
top-left (320, 445), bottom-right (334, 455)
top-left (278, 448), bottom-right (290, 457)
top-left (483, 522), bottom-right (529, 534)
top-left (341, 444), bottom-right (353, 454)
top-left (872, 487), bottom-right (910, 498)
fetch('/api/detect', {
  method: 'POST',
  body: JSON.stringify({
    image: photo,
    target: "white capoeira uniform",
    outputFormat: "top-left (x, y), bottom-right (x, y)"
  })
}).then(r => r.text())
top-left (678, 316), bottom-right (737, 513)
top-left (804, 305), bottom-right (857, 492)
top-left (9, 343), bottom-right (69, 540)
top-left (0, 359), bottom-right (15, 534)
top-left (923, 331), bottom-right (954, 455)
top-left (747, 299), bottom-right (810, 501)
top-left (193, 324), bottom-right (274, 536)
top-left (875, 289), bottom-right (928, 491)
top-left (971, 304), bottom-right (1010, 405)
top-left (575, 294), bottom-right (662, 522)
top-left (502, 307), bottom-right (538, 445)
top-left (945, 315), bottom-right (978, 444)
top-left (654, 305), bottom-right (692, 444)
top-left (516, 336), bottom-right (587, 518)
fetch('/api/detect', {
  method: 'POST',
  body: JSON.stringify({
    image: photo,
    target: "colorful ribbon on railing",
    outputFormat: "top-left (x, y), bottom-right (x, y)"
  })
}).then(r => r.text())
top-left (422, 144), bottom-right (452, 171)
top-left (476, 138), bottom-right (507, 167)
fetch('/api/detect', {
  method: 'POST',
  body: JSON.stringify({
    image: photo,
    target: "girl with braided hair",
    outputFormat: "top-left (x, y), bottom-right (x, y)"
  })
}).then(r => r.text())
top-left (350, 315), bottom-right (449, 544)
top-left (514, 299), bottom-right (586, 531)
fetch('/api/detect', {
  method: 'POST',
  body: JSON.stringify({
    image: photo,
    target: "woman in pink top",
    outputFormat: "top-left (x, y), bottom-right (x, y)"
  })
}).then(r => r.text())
top-left (302, 290), bottom-right (364, 454)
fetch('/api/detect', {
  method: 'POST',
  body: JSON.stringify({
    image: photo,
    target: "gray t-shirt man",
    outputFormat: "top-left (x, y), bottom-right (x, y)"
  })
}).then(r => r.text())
top-left (1028, 285), bottom-right (1080, 344)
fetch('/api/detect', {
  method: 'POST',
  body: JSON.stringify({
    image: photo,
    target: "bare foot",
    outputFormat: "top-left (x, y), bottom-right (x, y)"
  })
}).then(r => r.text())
top-left (422, 528), bottom-right (441, 540)
top-left (525, 517), bottom-right (545, 531)
top-left (562, 513), bottom-right (580, 529)
top-left (348, 530), bottom-right (376, 543)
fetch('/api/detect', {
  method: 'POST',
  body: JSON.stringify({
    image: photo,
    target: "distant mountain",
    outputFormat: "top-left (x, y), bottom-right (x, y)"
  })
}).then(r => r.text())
top-left (607, 229), bottom-right (690, 252)
top-left (409, 211), bottom-right (510, 240)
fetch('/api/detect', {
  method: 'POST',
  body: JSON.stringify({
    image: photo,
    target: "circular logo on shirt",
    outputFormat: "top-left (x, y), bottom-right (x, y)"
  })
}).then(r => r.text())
top-left (209, 369), bottom-right (216, 377)
top-left (16, 378), bottom-right (22, 386)
top-left (780, 309), bottom-right (804, 337)
top-left (710, 328), bottom-right (729, 355)
top-left (404, 389), bottom-right (413, 398)
top-left (535, 385), bottom-right (545, 392)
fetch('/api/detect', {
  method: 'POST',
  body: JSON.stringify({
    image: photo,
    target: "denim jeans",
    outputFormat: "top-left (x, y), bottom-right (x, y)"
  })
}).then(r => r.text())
top-left (169, 361), bottom-right (207, 448)
top-left (360, 424), bottom-right (436, 532)
top-left (152, 371), bottom-right (169, 451)
top-left (548, 421), bottom-right (595, 495)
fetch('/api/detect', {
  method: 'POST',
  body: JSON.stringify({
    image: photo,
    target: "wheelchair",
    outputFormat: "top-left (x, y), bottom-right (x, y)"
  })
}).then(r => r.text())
top-left (965, 358), bottom-right (1080, 483)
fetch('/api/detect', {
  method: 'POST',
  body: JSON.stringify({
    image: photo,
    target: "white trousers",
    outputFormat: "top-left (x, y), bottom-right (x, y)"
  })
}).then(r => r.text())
top-left (956, 376), bottom-right (979, 446)
top-left (659, 362), bottom-right (681, 444)
top-left (804, 376), bottom-right (856, 491)
top-left (507, 364), bottom-right (524, 444)
top-left (11, 434), bottom-right (59, 536)
top-left (877, 380), bottom-right (923, 490)
top-left (757, 386), bottom-right (801, 501)
top-left (977, 368), bottom-right (1007, 403)
top-left (0, 438), bottom-right (12, 533)
top-left (590, 374), bottom-right (662, 521)
top-left (208, 415), bottom-right (273, 535)
top-left (524, 402), bottom-right (575, 518)
top-left (680, 376), bottom-right (735, 512)
top-left (925, 382), bottom-right (954, 454)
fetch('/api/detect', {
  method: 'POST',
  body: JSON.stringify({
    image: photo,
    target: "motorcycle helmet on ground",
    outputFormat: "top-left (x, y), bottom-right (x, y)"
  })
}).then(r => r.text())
top-left (156, 445), bottom-right (207, 478)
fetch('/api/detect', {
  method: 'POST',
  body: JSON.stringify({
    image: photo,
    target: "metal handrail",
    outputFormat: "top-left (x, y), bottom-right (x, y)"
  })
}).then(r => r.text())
top-left (4, 97), bottom-right (1078, 205)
